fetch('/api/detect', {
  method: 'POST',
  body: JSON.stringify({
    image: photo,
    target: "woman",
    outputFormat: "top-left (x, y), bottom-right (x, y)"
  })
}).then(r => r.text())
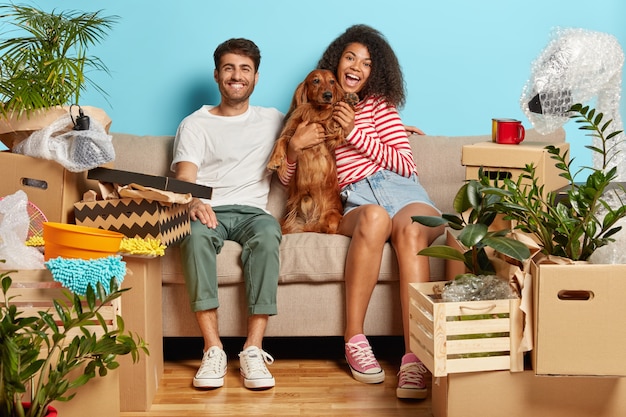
top-left (282, 25), bottom-right (443, 400)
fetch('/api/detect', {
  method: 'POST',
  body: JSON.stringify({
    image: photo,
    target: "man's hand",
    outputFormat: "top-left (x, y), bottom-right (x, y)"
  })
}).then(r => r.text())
top-left (189, 198), bottom-right (218, 229)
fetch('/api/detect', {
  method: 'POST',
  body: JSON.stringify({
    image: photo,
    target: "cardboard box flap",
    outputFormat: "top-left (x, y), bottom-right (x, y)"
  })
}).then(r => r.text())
top-left (88, 167), bottom-right (212, 200)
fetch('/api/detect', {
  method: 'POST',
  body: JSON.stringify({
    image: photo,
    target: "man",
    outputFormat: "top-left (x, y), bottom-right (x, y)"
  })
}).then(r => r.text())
top-left (171, 38), bottom-right (283, 390)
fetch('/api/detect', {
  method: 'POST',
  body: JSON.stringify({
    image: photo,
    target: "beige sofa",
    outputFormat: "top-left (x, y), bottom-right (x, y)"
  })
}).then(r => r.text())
top-left (110, 128), bottom-right (565, 338)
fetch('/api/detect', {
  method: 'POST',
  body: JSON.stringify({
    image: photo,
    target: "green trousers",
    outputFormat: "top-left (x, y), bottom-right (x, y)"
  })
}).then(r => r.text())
top-left (179, 205), bottom-right (281, 316)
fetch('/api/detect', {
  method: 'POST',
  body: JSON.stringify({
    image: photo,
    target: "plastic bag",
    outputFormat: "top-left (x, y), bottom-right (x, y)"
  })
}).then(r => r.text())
top-left (14, 111), bottom-right (115, 172)
top-left (0, 190), bottom-right (45, 269)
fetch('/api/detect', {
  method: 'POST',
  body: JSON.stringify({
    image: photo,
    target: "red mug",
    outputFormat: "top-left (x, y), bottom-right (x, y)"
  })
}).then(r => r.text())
top-left (495, 119), bottom-right (525, 144)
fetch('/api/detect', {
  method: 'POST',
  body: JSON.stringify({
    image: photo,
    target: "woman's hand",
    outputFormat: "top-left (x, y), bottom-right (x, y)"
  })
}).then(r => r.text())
top-left (333, 101), bottom-right (355, 135)
top-left (405, 125), bottom-right (425, 135)
top-left (189, 198), bottom-right (218, 229)
top-left (287, 121), bottom-right (325, 162)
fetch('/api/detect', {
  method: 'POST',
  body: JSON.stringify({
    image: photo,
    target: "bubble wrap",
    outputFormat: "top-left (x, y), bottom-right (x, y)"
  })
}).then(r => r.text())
top-left (589, 187), bottom-right (626, 264)
top-left (14, 112), bottom-right (115, 172)
top-left (520, 27), bottom-right (625, 178)
top-left (441, 274), bottom-right (517, 302)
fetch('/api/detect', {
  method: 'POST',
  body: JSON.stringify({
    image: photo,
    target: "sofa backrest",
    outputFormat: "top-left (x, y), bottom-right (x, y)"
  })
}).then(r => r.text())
top-left (110, 128), bottom-right (565, 218)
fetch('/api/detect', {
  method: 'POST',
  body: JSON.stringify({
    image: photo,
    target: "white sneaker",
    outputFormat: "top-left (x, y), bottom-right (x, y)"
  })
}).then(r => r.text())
top-left (238, 346), bottom-right (275, 389)
top-left (193, 346), bottom-right (227, 388)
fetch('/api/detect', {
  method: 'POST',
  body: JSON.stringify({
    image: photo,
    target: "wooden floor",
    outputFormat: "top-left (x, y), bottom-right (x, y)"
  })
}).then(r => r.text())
top-left (120, 336), bottom-right (433, 417)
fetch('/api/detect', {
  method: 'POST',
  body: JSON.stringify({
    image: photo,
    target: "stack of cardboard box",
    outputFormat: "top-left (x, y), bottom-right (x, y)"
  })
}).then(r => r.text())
top-left (412, 141), bottom-right (626, 417)
top-left (0, 124), bottom-right (208, 412)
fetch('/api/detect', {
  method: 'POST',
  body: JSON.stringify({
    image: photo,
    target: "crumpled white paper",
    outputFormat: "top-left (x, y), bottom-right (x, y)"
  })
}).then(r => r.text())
top-left (0, 190), bottom-right (44, 269)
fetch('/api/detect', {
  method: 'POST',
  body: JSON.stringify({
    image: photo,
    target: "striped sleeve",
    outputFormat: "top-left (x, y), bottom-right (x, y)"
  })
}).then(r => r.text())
top-left (338, 98), bottom-right (417, 185)
top-left (277, 160), bottom-right (297, 186)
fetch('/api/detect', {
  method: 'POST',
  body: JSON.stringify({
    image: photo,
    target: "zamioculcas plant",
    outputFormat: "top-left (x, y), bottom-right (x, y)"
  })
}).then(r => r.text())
top-left (495, 103), bottom-right (626, 261)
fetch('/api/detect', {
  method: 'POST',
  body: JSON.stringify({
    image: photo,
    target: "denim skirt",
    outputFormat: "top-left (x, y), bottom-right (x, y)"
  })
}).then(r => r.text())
top-left (340, 169), bottom-right (439, 217)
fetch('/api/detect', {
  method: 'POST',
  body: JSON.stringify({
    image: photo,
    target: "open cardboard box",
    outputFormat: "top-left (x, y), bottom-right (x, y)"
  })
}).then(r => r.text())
top-left (74, 197), bottom-right (190, 246)
top-left (88, 167), bottom-right (213, 200)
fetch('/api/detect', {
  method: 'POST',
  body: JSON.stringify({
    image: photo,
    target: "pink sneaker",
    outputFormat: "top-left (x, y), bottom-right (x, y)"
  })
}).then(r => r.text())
top-left (344, 334), bottom-right (385, 384)
top-left (396, 353), bottom-right (428, 399)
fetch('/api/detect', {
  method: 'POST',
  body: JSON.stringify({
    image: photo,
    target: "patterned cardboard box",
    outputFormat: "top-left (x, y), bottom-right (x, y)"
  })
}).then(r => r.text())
top-left (74, 198), bottom-right (190, 246)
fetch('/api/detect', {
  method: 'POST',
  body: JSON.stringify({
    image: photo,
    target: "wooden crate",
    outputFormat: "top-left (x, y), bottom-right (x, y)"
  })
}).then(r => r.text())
top-left (409, 282), bottom-right (524, 377)
top-left (6, 269), bottom-right (120, 336)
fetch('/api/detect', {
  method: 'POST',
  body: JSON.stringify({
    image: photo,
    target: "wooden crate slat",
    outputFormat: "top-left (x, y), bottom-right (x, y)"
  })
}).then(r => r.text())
top-left (445, 317), bottom-right (511, 335)
top-left (446, 336), bottom-right (511, 354)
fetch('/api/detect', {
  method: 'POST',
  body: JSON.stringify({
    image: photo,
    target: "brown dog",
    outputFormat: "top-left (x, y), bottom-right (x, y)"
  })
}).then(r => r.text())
top-left (267, 69), bottom-right (351, 234)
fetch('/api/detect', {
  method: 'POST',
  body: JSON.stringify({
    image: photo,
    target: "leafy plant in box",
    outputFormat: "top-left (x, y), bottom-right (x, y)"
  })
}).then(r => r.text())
top-left (413, 170), bottom-right (531, 277)
top-left (0, 265), bottom-right (148, 417)
top-left (495, 103), bottom-right (626, 261)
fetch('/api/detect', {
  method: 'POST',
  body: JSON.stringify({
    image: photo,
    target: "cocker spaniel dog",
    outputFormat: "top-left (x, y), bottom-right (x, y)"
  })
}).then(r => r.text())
top-left (267, 69), bottom-right (357, 234)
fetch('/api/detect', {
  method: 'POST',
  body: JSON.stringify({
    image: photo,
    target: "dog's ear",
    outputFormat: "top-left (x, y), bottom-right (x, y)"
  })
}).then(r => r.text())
top-left (293, 80), bottom-right (309, 107)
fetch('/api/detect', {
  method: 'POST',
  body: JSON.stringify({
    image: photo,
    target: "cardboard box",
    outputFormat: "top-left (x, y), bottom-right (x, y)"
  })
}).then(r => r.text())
top-left (531, 261), bottom-right (626, 376)
top-left (0, 151), bottom-right (98, 223)
top-left (409, 282), bottom-right (523, 377)
top-left (74, 197), bottom-right (190, 246)
top-left (462, 141), bottom-right (570, 198)
top-left (88, 166), bottom-right (213, 199)
top-left (118, 256), bottom-right (164, 411)
top-left (3, 269), bottom-right (120, 417)
top-left (433, 369), bottom-right (626, 417)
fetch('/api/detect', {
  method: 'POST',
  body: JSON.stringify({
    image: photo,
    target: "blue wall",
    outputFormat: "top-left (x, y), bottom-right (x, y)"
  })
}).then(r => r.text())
top-left (5, 0), bottom-right (626, 171)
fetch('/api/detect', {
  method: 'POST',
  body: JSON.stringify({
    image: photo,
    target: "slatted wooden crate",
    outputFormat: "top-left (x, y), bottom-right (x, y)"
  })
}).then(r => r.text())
top-left (409, 282), bottom-right (524, 377)
top-left (5, 269), bottom-right (120, 336)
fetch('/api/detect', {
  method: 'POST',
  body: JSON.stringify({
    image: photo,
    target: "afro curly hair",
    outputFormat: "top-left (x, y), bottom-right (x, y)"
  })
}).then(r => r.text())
top-left (317, 24), bottom-right (406, 109)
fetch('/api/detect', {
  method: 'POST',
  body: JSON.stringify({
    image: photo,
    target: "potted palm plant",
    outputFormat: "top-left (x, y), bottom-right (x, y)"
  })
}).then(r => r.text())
top-left (0, 3), bottom-right (118, 148)
top-left (0, 266), bottom-right (148, 417)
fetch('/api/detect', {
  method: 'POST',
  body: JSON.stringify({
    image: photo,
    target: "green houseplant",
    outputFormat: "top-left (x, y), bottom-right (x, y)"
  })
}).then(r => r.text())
top-left (0, 3), bottom-right (119, 118)
top-left (0, 267), bottom-right (148, 417)
top-left (494, 103), bottom-right (626, 261)
top-left (413, 171), bottom-right (531, 278)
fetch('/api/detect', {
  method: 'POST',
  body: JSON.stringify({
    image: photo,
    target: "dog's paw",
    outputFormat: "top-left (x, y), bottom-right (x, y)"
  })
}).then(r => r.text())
top-left (344, 93), bottom-right (359, 108)
top-left (266, 158), bottom-right (283, 171)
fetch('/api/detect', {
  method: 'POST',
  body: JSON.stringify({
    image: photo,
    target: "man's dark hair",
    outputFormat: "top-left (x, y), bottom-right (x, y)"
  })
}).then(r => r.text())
top-left (213, 38), bottom-right (261, 72)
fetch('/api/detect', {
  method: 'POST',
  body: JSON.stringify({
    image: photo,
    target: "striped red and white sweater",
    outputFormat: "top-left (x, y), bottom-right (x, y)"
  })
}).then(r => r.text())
top-left (279, 96), bottom-right (417, 189)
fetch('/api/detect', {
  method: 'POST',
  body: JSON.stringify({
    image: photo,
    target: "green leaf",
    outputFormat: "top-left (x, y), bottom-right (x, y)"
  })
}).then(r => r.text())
top-left (418, 245), bottom-right (466, 262)
top-left (411, 215), bottom-right (449, 227)
top-left (458, 223), bottom-right (488, 248)
top-left (482, 236), bottom-right (531, 262)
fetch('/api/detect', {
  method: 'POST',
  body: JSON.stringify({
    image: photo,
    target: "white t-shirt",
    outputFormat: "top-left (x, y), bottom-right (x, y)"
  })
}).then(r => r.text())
top-left (171, 105), bottom-right (284, 210)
